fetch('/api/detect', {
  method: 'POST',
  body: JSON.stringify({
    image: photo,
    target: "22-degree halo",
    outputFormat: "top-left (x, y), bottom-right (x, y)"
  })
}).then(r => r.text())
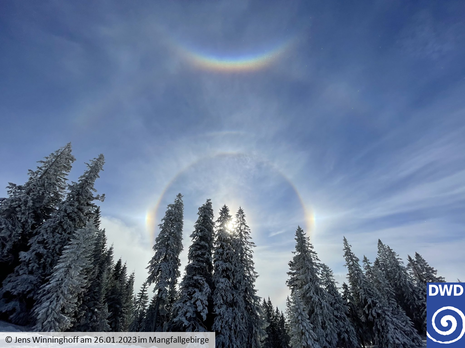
top-left (175, 39), bottom-right (295, 72)
top-left (146, 152), bottom-right (314, 243)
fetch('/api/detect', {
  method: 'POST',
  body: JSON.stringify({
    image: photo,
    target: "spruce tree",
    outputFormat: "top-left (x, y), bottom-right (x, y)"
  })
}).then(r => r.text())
top-left (171, 199), bottom-right (214, 332)
top-left (72, 228), bottom-right (112, 331)
top-left (1, 154), bottom-right (104, 325)
top-left (287, 226), bottom-right (337, 348)
top-left (343, 237), bottom-right (422, 348)
top-left (106, 259), bottom-right (128, 332)
top-left (233, 207), bottom-right (262, 347)
top-left (146, 193), bottom-right (184, 331)
top-left (32, 221), bottom-right (97, 332)
top-left (212, 205), bottom-right (246, 348)
top-left (320, 264), bottom-right (358, 348)
top-left (130, 281), bottom-right (149, 332)
top-left (0, 143), bottom-right (75, 285)
top-left (286, 291), bottom-right (320, 348)
top-left (377, 240), bottom-right (424, 335)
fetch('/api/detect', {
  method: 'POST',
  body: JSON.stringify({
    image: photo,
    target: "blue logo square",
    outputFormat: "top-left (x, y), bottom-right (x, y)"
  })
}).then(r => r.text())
top-left (427, 283), bottom-right (465, 347)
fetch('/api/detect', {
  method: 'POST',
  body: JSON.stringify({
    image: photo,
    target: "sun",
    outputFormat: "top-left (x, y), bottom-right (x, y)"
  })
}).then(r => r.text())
top-left (226, 219), bottom-right (235, 232)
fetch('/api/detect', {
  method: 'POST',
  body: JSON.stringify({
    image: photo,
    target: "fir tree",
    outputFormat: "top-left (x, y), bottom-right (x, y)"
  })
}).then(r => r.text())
top-left (320, 264), bottom-right (358, 348)
top-left (106, 259), bottom-right (127, 332)
top-left (32, 222), bottom-right (97, 332)
top-left (0, 143), bottom-right (75, 285)
top-left (212, 205), bottom-right (246, 348)
top-left (407, 251), bottom-right (445, 335)
top-left (233, 207), bottom-right (262, 347)
top-left (287, 226), bottom-right (337, 348)
top-left (377, 240), bottom-right (424, 335)
top-left (171, 199), bottom-right (214, 332)
top-left (72, 228), bottom-right (112, 331)
top-left (130, 281), bottom-right (149, 332)
top-left (146, 193), bottom-right (184, 331)
top-left (343, 237), bottom-right (422, 348)
top-left (1, 154), bottom-right (104, 325)
top-left (286, 291), bottom-right (320, 348)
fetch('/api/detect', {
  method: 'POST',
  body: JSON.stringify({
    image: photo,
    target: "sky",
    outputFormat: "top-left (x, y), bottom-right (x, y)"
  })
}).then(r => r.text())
top-left (1, 0), bottom-right (465, 310)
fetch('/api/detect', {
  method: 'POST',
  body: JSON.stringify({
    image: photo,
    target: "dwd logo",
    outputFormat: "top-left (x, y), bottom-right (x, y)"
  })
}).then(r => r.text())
top-left (427, 283), bottom-right (465, 347)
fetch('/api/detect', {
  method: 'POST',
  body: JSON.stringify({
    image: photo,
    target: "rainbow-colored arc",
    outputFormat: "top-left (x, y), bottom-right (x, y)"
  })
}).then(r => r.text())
top-left (176, 40), bottom-right (293, 72)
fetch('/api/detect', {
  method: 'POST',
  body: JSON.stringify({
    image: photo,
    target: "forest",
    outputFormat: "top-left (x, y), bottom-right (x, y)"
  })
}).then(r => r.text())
top-left (0, 144), bottom-right (445, 348)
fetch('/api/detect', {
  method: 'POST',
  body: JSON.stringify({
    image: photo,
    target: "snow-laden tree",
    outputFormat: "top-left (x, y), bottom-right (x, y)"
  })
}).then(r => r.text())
top-left (32, 221), bottom-right (97, 332)
top-left (146, 193), bottom-right (184, 331)
top-left (286, 291), bottom-right (320, 348)
top-left (407, 251), bottom-right (445, 335)
top-left (130, 281), bottom-right (149, 332)
top-left (212, 205), bottom-right (246, 348)
top-left (320, 264), bottom-right (358, 348)
top-left (72, 228), bottom-right (112, 331)
top-left (1, 154), bottom-right (104, 325)
top-left (343, 237), bottom-right (422, 348)
top-left (376, 240), bottom-right (424, 335)
top-left (171, 199), bottom-right (214, 332)
top-left (122, 272), bottom-right (135, 331)
top-left (233, 207), bottom-right (262, 347)
top-left (287, 226), bottom-right (337, 348)
top-left (0, 143), bottom-right (74, 284)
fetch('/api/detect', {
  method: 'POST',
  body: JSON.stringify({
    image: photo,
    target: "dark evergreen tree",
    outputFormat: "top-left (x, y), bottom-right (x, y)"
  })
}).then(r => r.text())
top-left (1, 154), bottom-right (104, 325)
top-left (0, 143), bottom-right (74, 285)
top-left (146, 193), bottom-right (184, 331)
top-left (262, 298), bottom-right (289, 348)
top-left (32, 221), bottom-right (96, 332)
top-left (130, 281), bottom-right (149, 332)
top-left (171, 199), bottom-right (214, 332)
top-left (341, 282), bottom-right (369, 347)
top-left (212, 205), bottom-right (246, 348)
top-left (106, 259), bottom-right (127, 332)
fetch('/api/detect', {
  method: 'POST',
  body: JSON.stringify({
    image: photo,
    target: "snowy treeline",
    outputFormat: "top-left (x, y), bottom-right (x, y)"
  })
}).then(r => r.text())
top-left (0, 144), bottom-right (445, 347)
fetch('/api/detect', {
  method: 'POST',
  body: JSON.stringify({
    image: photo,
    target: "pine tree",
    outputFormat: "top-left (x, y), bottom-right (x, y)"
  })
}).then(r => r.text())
top-left (0, 143), bottom-right (74, 285)
top-left (1, 154), bottom-right (104, 325)
top-left (277, 309), bottom-right (291, 348)
top-left (130, 281), bottom-right (149, 332)
top-left (171, 199), bottom-right (214, 332)
top-left (286, 291), bottom-right (320, 348)
top-left (320, 264), bottom-right (358, 348)
top-left (146, 193), bottom-right (184, 331)
top-left (32, 221), bottom-right (97, 332)
top-left (233, 207), bottom-right (262, 347)
top-left (212, 205), bottom-right (246, 348)
top-left (287, 226), bottom-right (337, 348)
top-left (262, 298), bottom-right (279, 348)
top-left (122, 272), bottom-right (135, 331)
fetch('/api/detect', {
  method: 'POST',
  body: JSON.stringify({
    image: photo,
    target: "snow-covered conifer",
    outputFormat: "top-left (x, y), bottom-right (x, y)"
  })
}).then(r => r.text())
top-left (146, 193), bottom-right (184, 331)
top-left (1, 154), bottom-right (104, 325)
top-left (233, 207), bottom-right (262, 347)
top-left (32, 221), bottom-right (96, 332)
top-left (287, 227), bottom-right (337, 348)
top-left (171, 199), bottom-right (214, 332)
top-left (0, 143), bottom-right (74, 285)
top-left (130, 281), bottom-right (149, 332)
top-left (212, 205), bottom-right (246, 348)
top-left (286, 291), bottom-right (320, 348)
top-left (343, 237), bottom-right (422, 348)
top-left (320, 264), bottom-right (358, 348)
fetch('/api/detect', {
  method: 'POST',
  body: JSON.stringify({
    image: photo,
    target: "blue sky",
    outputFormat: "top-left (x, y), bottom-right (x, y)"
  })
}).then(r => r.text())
top-left (1, 0), bottom-right (464, 309)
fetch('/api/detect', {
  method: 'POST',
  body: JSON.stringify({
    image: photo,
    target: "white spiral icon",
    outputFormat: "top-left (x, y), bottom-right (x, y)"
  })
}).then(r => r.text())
top-left (427, 306), bottom-right (465, 344)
